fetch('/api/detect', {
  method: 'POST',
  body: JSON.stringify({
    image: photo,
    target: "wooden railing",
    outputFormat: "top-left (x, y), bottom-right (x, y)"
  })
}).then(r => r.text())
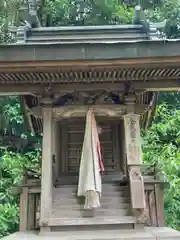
top-left (142, 163), bottom-right (167, 227)
top-left (18, 184), bottom-right (40, 231)
top-left (144, 180), bottom-right (167, 227)
top-left (125, 163), bottom-right (167, 226)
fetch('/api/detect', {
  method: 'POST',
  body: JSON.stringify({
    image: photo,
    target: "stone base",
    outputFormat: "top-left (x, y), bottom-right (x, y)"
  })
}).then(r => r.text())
top-left (1, 227), bottom-right (180, 240)
top-left (146, 227), bottom-right (180, 239)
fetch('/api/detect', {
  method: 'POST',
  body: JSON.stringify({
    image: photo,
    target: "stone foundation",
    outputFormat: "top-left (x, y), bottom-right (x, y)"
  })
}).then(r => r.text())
top-left (1, 227), bottom-right (180, 240)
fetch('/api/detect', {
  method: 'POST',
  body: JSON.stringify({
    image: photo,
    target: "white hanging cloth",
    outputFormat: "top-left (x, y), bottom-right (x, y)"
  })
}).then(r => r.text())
top-left (77, 108), bottom-right (104, 209)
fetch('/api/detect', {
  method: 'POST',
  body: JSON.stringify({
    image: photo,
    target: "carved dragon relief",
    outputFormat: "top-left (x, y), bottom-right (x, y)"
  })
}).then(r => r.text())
top-left (26, 90), bottom-right (122, 118)
top-left (24, 89), bottom-right (148, 119)
top-left (54, 91), bottom-right (122, 106)
top-left (53, 91), bottom-right (124, 119)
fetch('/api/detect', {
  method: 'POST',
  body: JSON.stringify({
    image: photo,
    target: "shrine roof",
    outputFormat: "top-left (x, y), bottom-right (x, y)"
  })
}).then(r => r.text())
top-left (1, 38), bottom-right (180, 63)
top-left (13, 24), bottom-right (155, 45)
top-left (0, 24), bottom-right (179, 134)
top-left (1, 24), bottom-right (180, 63)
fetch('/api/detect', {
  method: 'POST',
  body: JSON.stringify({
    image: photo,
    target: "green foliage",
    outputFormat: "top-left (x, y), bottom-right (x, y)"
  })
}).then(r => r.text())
top-left (1, 0), bottom-right (180, 42)
top-left (145, 0), bottom-right (180, 38)
top-left (142, 93), bottom-right (180, 230)
top-left (0, 0), bottom-right (21, 43)
top-left (0, 203), bottom-right (19, 238)
top-left (0, 96), bottom-right (40, 238)
top-left (0, 96), bottom-right (24, 135)
top-left (0, 149), bottom-right (40, 238)
top-left (0, 152), bottom-right (22, 237)
top-left (158, 92), bottom-right (180, 110)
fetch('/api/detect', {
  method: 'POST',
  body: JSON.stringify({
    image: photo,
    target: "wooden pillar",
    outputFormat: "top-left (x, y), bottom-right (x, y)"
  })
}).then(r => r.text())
top-left (55, 122), bottom-right (61, 180)
top-left (19, 187), bottom-right (28, 231)
top-left (52, 120), bottom-right (57, 184)
top-left (27, 193), bottom-right (35, 230)
top-left (40, 102), bottom-right (53, 232)
top-left (123, 94), bottom-right (146, 225)
top-left (155, 184), bottom-right (165, 226)
top-left (119, 119), bottom-right (127, 175)
top-left (53, 121), bottom-right (61, 184)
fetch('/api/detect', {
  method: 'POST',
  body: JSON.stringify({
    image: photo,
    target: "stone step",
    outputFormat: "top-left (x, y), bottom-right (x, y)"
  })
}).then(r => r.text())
top-left (53, 185), bottom-right (129, 191)
top-left (53, 191), bottom-right (129, 198)
top-left (53, 189), bottom-right (129, 194)
top-left (53, 184), bottom-right (129, 192)
top-left (51, 184), bottom-right (131, 224)
top-left (49, 216), bottom-right (136, 227)
top-left (53, 184), bottom-right (129, 189)
top-left (40, 229), bottom-right (156, 240)
top-left (55, 174), bottom-right (128, 185)
top-left (51, 209), bottom-right (129, 218)
top-left (52, 202), bottom-right (130, 210)
top-left (3, 227), bottom-right (180, 239)
top-left (52, 197), bottom-right (130, 205)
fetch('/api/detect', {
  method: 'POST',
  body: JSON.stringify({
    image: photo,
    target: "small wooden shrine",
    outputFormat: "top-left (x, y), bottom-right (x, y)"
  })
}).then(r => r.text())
top-left (1, 4), bottom-right (180, 240)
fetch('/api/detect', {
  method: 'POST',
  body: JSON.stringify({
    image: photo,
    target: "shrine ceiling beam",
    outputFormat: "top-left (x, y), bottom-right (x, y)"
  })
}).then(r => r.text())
top-left (0, 80), bottom-right (179, 96)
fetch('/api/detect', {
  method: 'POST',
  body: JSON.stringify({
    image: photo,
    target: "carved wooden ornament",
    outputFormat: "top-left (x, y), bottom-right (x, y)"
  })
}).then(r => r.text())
top-left (124, 113), bottom-right (146, 210)
top-left (53, 105), bottom-right (127, 119)
top-left (123, 113), bottom-right (142, 165)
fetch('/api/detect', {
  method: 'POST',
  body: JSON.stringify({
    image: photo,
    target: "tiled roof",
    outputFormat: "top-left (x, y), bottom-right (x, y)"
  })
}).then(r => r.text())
top-left (16, 24), bottom-right (158, 44)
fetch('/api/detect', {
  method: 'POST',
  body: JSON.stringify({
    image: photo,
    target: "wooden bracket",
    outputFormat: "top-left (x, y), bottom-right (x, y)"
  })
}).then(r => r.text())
top-left (38, 84), bottom-right (55, 106)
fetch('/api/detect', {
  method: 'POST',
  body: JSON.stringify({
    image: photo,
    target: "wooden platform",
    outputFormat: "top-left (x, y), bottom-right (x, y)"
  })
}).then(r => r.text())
top-left (2, 227), bottom-right (180, 239)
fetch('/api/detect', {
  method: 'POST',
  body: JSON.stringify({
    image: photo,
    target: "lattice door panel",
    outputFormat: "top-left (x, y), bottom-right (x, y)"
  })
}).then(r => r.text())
top-left (60, 120), bottom-right (120, 173)
top-left (67, 122), bottom-right (85, 172)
